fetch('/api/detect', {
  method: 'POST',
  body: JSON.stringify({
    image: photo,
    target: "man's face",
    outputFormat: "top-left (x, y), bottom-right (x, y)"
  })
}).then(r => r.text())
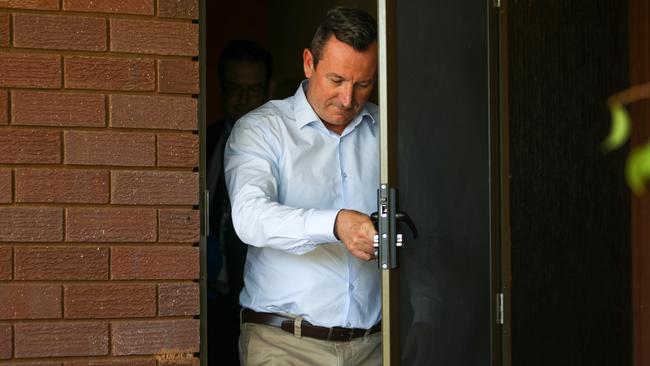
top-left (303, 36), bottom-right (377, 134)
top-left (222, 60), bottom-right (269, 121)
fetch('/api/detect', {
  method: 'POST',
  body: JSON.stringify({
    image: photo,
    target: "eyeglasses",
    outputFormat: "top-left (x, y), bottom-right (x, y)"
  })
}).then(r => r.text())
top-left (224, 81), bottom-right (267, 98)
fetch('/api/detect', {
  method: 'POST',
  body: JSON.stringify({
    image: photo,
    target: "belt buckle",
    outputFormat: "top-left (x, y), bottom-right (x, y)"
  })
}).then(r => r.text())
top-left (346, 328), bottom-right (355, 341)
top-left (328, 326), bottom-right (353, 342)
top-left (327, 326), bottom-right (356, 342)
top-left (336, 327), bottom-right (354, 342)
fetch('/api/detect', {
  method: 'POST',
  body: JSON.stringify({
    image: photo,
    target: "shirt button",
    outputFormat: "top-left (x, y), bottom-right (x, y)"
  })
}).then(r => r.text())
top-left (346, 322), bottom-right (352, 327)
top-left (349, 284), bottom-right (354, 290)
top-left (342, 172), bottom-right (348, 179)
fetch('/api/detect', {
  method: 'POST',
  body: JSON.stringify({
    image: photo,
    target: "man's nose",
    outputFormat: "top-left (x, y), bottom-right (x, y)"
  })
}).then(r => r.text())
top-left (339, 84), bottom-right (353, 108)
top-left (237, 89), bottom-right (250, 105)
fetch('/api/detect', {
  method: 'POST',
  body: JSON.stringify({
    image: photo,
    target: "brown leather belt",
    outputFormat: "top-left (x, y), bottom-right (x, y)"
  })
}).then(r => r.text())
top-left (241, 308), bottom-right (381, 342)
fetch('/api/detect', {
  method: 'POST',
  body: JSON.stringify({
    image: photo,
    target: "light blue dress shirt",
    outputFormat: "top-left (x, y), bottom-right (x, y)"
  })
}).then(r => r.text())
top-left (224, 81), bottom-right (381, 329)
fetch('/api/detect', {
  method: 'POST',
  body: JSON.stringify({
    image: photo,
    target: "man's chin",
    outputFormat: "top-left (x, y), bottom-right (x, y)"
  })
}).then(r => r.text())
top-left (328, 114), bottom-right (354, 125)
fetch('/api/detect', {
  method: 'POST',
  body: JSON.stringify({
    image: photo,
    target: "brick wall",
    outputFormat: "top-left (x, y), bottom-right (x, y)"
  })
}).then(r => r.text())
top-left (0, 0), bottom-right (201, 364)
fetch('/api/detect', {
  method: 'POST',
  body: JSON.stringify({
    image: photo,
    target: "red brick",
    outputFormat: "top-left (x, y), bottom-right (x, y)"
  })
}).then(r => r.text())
top-left (13, 91), bottom-right (105, 127)
top-left (157, 59), bottom-right (199, 94)
top-left (15, 246), bottom-right (108, 280)
top-left (0, 284), bottom-right (61, 319)
top-left (158, 0), bottom-right (198, 19)
top-left (66, 360), bottom-right (155, 366)
top-left (159, 209), bottom-right (199, 243)
top-left (0, 208), bottom-right (62, 242)
top-left (16, 168), bottom-right (109, 203)
top-left (65, 56), bottom-right (155, 91)
top-left (0, 324), bottom-right (11, 359)
top-left (14, 13), bottom-right (106, 51)
top-left (157, 133), bottom-right (199, 167)
top-left (64, 284), bottom-right (156, 319)
top-left (0, 128), bottom-right (61, 164)
top-left (64, 131), bottom-right (155, 166)
top-left (63, 0), bottom-right (153, 14)
top-left (111, 246), bottom-right (198, 280)
top-left (111, 319), bottom-right (199, 355)
top-left (0, 0), bottom-right (59, 10)
top-left (111, 171), bottom-right (198, 205)
top-left (0, 52), bottom-right (61, 88)
top-left (66, 359), bottom-right (156, 366)
top-left (110, 19), bottom-right (198, 56)
top-left (66, 208), bottom-right (157, 242)
top-left (109, 95), bottom-right (197, 130)
top-left (158, 282), bottom-right (199, 316)
top-left (0, 169), bottom-right (10, 203)
top-left (15, 322), bottom-right (108, 358)
top-left (0, 13), bottom-right (9, 47)
top-left (0, 90), bottom-right (8, 124)
top-left (158, 358), bottom-right (199, 366)
top-left (0, 246), bottom-right (10, 279)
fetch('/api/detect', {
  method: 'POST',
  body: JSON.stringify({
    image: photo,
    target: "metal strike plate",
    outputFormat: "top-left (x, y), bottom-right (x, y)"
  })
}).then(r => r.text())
top-left (377, 185), bottom-right (397, 269)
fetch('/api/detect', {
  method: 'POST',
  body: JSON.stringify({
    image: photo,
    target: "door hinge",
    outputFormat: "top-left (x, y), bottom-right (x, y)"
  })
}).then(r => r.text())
top-left (493, 0), bottom-right (501, 8)
top-left (496, 292), bottom-right (504, 325)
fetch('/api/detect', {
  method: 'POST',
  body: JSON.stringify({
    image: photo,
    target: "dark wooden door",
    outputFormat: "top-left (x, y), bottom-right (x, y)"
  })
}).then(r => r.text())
top-left (507, 1), bottom-right (632, 364)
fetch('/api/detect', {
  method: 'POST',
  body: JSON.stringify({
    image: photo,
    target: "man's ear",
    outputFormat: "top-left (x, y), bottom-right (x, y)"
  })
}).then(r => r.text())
top-left (303, 48), bottom-right (314, 78)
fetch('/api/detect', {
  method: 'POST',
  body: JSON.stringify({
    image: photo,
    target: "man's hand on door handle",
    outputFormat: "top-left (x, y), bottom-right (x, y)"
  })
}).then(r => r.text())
top-left (334, 209), bottom-right (377, 261)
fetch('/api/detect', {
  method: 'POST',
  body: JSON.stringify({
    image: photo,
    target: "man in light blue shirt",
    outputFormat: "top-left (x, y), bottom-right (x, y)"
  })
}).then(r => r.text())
top-left (225, 7), bottom-right (381, 365)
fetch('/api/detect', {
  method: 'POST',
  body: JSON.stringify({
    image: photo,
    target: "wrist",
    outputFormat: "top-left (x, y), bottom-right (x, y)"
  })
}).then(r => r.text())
top-left (334, 209), bottom-right (345, 240)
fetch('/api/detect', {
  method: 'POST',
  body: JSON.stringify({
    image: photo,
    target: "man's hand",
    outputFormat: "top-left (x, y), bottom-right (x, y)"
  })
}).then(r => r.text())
top-left (334, 209), bottom-right (377, 261)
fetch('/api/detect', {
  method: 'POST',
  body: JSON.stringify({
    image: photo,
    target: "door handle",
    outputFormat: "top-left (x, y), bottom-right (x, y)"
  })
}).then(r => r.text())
top-left (370, 210), bottom-right (418, 263)
top-left (370, 211), bottom-right (418, 238)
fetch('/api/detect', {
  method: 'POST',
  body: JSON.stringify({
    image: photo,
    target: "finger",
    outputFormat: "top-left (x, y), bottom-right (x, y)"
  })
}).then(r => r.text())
top-left (352, 249), bottom-right (372, 261)
top-left (362, 250), bottom-right (375, 261)
top-left (351, 233), bottom-right (373, 248)
top-left (350, 239), bottom-right (373, 255)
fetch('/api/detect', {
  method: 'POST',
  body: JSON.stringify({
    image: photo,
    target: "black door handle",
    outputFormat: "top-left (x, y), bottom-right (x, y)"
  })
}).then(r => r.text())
top-left (370, 211), bottom-right (418, 238)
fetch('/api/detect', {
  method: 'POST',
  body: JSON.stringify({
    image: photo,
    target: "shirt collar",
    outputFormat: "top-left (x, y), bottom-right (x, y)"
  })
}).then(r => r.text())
top-left (293, 80), bottom-right (376, 130)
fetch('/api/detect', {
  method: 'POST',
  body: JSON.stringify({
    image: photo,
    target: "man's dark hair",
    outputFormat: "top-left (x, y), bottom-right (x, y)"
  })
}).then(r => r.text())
top-left (310, 7), bottom-right (377, 68)
top-left (218, 39), bottom-right (272, 88)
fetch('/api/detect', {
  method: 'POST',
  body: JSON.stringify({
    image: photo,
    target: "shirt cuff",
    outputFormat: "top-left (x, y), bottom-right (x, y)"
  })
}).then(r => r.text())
top-left (305, 209), bottom-right (339, 244)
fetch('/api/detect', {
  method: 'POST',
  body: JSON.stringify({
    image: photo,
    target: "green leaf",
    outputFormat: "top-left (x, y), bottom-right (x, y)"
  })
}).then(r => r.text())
top-left (626, 142), bottom-right (650, 195)
top-left (602, 103), bottom-right (631, 152)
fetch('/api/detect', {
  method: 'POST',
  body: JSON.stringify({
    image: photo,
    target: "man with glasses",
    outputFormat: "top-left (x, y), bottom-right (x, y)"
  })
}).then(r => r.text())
top-left (207, 39), bottom-right (273, 366)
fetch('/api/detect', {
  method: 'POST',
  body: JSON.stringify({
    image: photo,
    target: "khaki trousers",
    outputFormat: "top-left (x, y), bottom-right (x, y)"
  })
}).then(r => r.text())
top-left (239, 322), bottom-right (382, 366)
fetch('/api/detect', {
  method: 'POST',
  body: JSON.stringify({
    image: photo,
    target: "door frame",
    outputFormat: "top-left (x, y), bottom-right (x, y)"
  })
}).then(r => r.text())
top-left (377, 0), bottom-right (400, 364)
top-left (197, 0), bottom-right (509, 364)
top-left (629, 1), bottom-right (650, 364)
top-left (199, 0), bottom-right (209, 364)
top-left (491, 1), bottom-right (511, 366)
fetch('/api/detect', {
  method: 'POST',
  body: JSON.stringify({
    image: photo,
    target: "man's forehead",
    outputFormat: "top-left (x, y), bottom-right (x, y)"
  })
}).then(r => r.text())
top-left (325, 71), bottom-right (375, 82)
top-left (225, 60), bottom-right (267, 84)
top-left (317, 38), bottom-right (378, 77)
top-left (320, 37), bottom-right (377, 59)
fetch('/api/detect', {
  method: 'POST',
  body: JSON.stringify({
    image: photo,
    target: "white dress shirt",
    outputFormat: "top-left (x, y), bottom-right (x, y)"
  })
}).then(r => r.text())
top-left (224, 81), bottom-right (381, 329)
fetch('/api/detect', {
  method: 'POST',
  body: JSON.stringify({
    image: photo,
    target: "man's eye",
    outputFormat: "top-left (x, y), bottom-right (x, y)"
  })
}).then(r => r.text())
top-left (248, 86), bottom-right (266, 95)
top-left (330, 78), bottom-right (343, 85)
